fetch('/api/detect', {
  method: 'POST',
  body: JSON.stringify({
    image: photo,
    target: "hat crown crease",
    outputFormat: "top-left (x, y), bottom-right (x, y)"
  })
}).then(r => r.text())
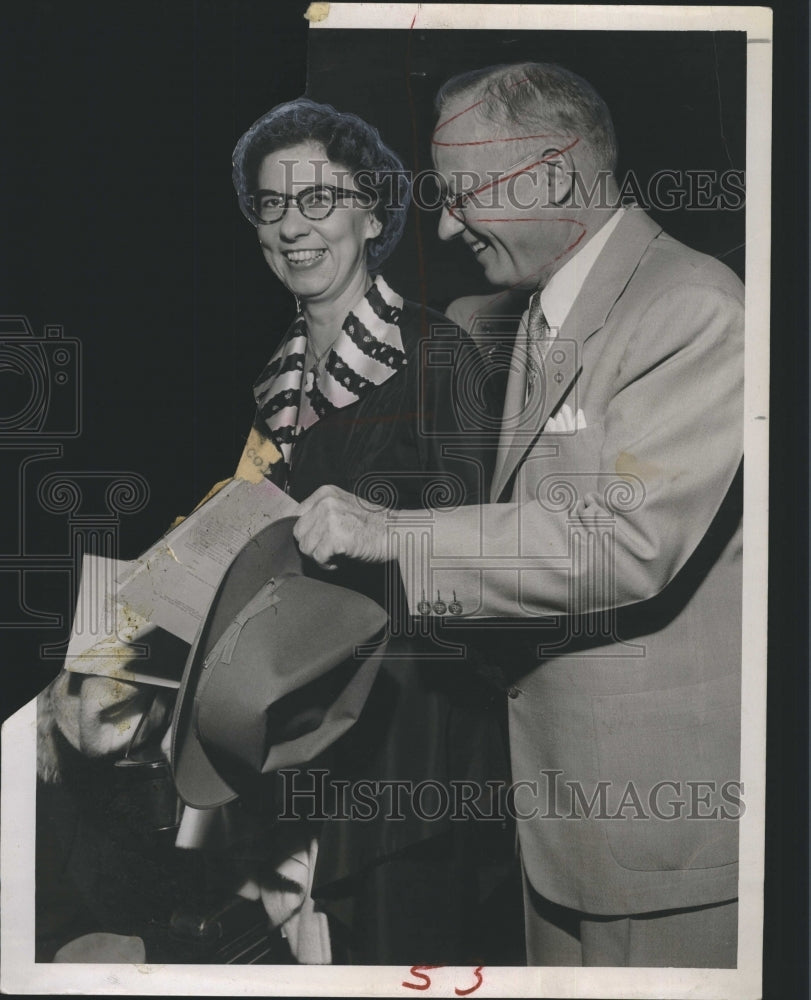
top-left (202, 576), bottom-right (287, 670)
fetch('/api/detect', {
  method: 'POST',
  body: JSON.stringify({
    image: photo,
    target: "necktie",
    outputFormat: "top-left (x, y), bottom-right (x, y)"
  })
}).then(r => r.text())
top-left (524, 290), bottom-right (550, 404)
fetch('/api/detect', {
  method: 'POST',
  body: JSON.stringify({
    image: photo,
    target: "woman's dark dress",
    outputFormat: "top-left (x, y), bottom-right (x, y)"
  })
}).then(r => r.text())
top-left (254, 279), bottom-right (519, 964)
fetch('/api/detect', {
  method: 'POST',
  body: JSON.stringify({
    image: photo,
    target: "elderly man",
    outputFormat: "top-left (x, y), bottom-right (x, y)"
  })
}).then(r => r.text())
top-left (295, 62), bottom-right (744, 968)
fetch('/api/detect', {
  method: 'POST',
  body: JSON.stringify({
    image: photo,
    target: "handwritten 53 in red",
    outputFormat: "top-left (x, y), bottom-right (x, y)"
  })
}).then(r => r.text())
top-left (402, 965), bottom-right (485, 996)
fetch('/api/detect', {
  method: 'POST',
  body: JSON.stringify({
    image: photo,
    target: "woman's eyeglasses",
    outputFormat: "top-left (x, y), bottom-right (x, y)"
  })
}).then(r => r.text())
top-left (244, 184), bottom-right (376, 225)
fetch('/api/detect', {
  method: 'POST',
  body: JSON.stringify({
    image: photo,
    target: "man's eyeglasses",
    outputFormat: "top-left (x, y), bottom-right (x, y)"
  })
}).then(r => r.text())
top-left (441, 190), bottom-right (476, 215)
top-left (244, 184), bottom-right (376, 226)
top-left (440, 147), bottom-right (563, 217)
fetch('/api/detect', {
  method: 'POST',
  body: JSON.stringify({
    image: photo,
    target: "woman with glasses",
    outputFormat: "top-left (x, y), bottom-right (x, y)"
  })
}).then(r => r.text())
top-left (216, 98), bottom-right (517, 965)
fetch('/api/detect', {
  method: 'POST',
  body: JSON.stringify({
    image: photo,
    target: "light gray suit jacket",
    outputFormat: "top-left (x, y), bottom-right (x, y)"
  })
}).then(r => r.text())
top-left (394, 208), bottom-right (744, 914)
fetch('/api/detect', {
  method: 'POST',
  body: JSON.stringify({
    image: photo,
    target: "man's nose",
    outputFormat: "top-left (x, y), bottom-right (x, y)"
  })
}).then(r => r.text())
top-left (437, 204), bottom-right (467, 241)
top-left (279, 202), bottom-right (311, 240)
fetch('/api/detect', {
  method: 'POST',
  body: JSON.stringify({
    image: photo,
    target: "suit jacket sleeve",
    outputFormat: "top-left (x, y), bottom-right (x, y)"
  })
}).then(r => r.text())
top-left (392, 279), bottom-right (744, 618)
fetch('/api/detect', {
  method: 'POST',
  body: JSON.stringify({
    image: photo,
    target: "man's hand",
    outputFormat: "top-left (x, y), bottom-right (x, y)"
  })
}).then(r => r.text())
top-left (294, 485), bottom-right (391, 570)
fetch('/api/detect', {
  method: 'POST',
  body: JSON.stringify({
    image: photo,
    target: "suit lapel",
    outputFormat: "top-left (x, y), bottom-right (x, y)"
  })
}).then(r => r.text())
top-left (490, 209), bottom-right (663, 502)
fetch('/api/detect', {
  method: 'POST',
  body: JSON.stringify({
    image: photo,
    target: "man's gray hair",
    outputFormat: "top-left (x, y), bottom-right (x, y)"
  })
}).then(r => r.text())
top-left (435, 63), bottom-right (618, 174)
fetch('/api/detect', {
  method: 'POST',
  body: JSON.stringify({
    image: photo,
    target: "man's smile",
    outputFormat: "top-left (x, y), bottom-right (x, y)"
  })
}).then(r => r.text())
top-left (466, 235), bottom-right (490, 256)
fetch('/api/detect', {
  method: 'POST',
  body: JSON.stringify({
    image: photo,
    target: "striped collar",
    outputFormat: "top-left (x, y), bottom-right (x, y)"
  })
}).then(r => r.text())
top-left (253, 275), bottom-right (407, 471)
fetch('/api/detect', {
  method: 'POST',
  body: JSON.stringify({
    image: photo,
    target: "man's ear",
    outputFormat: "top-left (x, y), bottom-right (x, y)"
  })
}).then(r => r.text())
top-left (540, 147), bottom-right (575, 206)
top-left (367, 214), bottom-right (384, 239)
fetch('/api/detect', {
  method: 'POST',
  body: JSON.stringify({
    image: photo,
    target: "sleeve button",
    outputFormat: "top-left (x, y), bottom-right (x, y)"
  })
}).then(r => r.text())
top-left (507, 686), bottom-right (520, 699)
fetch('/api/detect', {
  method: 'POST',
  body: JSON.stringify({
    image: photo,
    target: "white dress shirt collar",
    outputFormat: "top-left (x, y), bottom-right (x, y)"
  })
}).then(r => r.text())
top-left (540, 208), bottom-right (625, 332)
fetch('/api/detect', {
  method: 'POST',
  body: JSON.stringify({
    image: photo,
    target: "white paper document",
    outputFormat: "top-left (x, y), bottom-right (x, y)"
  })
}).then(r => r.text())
top-left (62, 479), bottom-right (299, 687)
top-left (116, 477), bottom-right (299, 645)
top-left (62, 553), bottom-right (187, 688)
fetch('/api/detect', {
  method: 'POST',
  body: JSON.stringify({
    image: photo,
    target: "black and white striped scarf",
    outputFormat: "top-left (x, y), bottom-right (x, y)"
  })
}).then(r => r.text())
top-left (252, 275), bottom-right (407, 472)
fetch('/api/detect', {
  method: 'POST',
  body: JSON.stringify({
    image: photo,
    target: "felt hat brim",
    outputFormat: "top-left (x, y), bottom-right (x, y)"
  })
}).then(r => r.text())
top-left (170, 516), bottom-right (388, 809)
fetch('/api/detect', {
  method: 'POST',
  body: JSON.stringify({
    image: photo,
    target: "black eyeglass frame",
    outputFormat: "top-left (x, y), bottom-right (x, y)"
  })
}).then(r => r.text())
top-left (243, 184), bottom-right (377, 226)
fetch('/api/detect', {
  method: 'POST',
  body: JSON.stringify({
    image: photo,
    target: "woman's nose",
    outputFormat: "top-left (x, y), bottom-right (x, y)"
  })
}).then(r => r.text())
top-left (437, 204), bottom-right (467, 241)
top-left (278, 202), bottom-right (311, 240)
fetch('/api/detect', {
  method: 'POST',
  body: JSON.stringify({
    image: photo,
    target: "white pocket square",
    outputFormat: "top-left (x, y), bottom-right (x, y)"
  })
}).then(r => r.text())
top-left (544, 403), bottom-right (587, 433)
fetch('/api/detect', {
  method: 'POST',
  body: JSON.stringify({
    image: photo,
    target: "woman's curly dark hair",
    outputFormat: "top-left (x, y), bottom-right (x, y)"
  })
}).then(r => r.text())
top-left (232, 98), bottom-right (410, 270)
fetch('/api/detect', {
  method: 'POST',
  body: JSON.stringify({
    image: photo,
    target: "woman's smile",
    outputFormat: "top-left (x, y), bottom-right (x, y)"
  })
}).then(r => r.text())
top-left (281, 247), bottom-right (328, 266)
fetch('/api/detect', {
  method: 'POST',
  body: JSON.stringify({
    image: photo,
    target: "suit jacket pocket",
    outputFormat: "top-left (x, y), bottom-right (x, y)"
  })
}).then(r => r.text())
top-left (591, 673), bottom-right (741, 873)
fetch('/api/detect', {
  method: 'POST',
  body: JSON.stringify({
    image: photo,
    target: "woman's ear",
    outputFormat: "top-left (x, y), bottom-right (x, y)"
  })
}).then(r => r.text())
top-left (366, 214), bottom-right (383, 239)
top-left (540, 147), bottom-right (575, 206)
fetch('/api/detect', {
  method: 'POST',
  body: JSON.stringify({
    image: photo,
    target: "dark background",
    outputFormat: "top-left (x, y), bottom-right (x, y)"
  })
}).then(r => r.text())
top-left (0, 2), bottom-right (806, 995)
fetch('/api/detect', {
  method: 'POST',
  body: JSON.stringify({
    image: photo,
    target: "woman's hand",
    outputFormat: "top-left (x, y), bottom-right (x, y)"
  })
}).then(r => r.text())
top-left (294, 485), bottom-right (391, 569)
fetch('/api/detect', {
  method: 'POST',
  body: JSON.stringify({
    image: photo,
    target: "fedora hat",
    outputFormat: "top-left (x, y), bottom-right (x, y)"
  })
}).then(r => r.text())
top-left (170, 516), bottom-right (389, 809)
